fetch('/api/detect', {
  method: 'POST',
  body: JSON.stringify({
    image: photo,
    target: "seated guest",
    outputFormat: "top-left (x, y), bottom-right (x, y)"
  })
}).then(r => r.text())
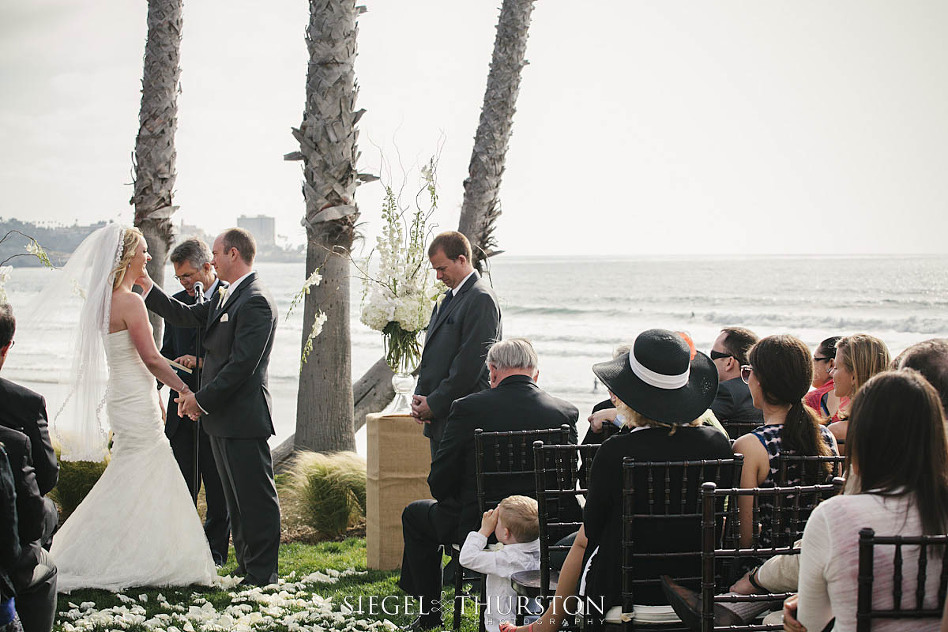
top-left (827, 334), bottom-right (890, 451)
top-left (501, 328), bottom-right (733, 632)
top-left (709, 327), bottom-right (764, 436)
top-left (665, 336), bottom-right (948, 629)
top-left (785, 370), bottom-right (948, 631)
top-left (804, 335), bottom-right (843, 420)
top-left (459, 495), bottom-right (541, 632)
top-left (0, 303), bottom-right (58, 547)
top-left (583, 344), bottom-right (631, 445)
top-left (399, 338), bottom-right (579, 631)
top-left (732, 335), bottom-right (838, 548)
top-left (0, 444), bottom-right (22, 632)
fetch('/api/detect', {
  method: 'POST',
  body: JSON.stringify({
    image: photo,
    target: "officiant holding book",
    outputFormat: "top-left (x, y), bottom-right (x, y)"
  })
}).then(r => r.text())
top-left (159, 238), bottom-right (230, 567)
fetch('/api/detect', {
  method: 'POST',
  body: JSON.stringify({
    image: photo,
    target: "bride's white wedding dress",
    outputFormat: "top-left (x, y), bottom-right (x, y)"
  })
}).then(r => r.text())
top-left (50, 330), bottom-right (216, 592)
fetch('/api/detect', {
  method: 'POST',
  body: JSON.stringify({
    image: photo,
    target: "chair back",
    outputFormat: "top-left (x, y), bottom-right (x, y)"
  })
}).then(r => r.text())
top-left (474, 425), bottom-right (572, 513)
top-left (856, 528), bottom-right (948, 632)
top-left (699, 478), bottom-right (844, 632)
top-left (532, 441), bottom-right (601, 603)
top-left (619, 457), bottom-right (744, 615)
top-left (773, 454), bottom-right (847, 485)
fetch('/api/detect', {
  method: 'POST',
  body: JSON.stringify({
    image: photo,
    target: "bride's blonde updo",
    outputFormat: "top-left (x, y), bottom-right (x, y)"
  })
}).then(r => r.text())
top-left (112, 227), bottom-right (145, 291)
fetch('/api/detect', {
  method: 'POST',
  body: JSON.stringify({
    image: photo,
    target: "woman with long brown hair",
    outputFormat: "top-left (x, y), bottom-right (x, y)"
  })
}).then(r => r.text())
top-left (789, 370), bottom-right (948, 631)
top-left (732, 335), bottom-right (838, 548)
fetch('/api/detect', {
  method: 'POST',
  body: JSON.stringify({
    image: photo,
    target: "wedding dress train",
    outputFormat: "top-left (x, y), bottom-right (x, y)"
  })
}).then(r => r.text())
top-left (50, 330), bottom-right (216, 592)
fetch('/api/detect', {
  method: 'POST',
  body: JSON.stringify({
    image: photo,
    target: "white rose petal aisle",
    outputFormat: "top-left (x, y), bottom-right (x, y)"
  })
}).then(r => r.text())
top-left (358, 159), bottom-right (443, 415)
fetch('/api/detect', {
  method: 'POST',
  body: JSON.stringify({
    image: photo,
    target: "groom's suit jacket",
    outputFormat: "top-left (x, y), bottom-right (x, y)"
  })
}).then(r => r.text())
top-left (0, 378), bottom-right (58, 496)
top-left (145, 272), bottom-right (277, 439)
top-left (415, 271), bottom-right (502, 440)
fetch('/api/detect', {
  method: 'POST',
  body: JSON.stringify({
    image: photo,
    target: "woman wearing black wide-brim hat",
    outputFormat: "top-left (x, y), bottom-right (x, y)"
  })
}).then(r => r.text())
top-left (500, 329), bottom-right (735, 632)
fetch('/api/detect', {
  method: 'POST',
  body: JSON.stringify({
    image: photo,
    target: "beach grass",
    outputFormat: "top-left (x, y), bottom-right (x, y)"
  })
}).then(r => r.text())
top-left (54, 538), bottom-right (479, 632)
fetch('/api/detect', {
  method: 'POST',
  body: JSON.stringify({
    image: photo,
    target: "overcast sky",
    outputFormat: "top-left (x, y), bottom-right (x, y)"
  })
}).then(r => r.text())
top-left (1, 1), bottom-right (946, 255)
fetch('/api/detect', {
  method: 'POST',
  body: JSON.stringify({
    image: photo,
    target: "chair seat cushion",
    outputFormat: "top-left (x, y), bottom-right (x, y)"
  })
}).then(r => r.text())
top-left (603, 604), bottom-right (681, 624)
top-left (510, 569), bottom-right (559, 596)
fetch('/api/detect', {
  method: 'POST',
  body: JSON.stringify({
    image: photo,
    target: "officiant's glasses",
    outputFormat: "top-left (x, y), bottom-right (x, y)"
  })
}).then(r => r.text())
top-left (174, 273), bottom-right (195, 282)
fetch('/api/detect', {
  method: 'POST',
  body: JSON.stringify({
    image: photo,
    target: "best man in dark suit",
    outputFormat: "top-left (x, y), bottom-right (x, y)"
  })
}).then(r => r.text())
top-left (159, 238), bottom-right (231, 566)
top-left (140, 228), bottom-right (281, 587)
top-left (410, 231), bottom-right (502, 457)
top-left (399, 339), bottom-right (579, 630)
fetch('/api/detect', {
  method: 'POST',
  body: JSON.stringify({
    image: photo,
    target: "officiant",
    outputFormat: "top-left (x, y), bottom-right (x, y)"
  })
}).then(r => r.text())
top-left (159, 238), bottom-right (231, 566)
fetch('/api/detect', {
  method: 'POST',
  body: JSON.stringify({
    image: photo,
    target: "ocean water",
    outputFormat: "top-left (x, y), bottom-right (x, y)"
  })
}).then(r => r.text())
top-left (4, 255), bottom-right (948, 452)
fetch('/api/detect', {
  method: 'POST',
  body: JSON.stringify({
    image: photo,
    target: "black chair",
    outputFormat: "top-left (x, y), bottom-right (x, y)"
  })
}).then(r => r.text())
top-left (449, 424), bottom-right (573, 631)
top-left (697, 478), bottom-right (844, 632)
top-left (855, 528), bottom-right (948, 632)
top-left (510, 441), bottom-right (601, 629)
top-left (598, 457), bottom-right (744, 632)
top-left (773, 454), bottom-right (846, 486)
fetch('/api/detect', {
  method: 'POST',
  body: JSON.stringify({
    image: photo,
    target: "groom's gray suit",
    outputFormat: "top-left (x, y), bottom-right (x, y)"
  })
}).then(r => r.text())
top-left (145, 272), bottom-right (281, 585)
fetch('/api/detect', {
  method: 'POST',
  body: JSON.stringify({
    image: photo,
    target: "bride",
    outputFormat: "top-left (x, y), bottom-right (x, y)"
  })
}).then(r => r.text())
top-left (41, 224), bottom-right (215, 591)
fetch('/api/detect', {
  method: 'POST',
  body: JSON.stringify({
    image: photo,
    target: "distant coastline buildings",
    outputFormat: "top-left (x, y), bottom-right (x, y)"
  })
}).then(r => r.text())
top-left (1, 214), bottom-right (302, 266)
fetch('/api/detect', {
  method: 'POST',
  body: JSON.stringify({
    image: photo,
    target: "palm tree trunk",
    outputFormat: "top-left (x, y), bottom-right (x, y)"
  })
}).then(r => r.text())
top-left (285, 0), bottom-right (371, 453)
top-left (132, 0), bottom-right (182, 342)
top-left (458, 0), bottom-right (536, 271)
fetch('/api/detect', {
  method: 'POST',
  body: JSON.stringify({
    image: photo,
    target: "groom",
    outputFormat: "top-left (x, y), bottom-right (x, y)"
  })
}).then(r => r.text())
top-left (138, 227), bottom-right (281, 586)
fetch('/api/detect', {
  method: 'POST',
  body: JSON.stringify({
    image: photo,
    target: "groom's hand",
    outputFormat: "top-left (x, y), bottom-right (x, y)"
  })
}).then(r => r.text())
top-left (175, 391), bottom-right (201, 420)
top-left (134, 268), bottom-right (154, 294)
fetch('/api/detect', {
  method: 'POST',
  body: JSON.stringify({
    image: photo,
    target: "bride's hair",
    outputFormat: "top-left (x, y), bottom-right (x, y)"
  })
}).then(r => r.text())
top-left (112, 227), bottom-right (145, 291)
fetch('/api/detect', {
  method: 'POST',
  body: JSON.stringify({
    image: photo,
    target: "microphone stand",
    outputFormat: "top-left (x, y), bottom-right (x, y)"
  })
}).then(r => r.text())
top-left (190, 281), bottom-right (206, 507)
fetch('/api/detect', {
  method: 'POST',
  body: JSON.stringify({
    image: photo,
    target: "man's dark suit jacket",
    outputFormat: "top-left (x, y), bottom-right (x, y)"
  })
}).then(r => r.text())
top-left (415, 271), bottom-right (502, 439)
top-left (427, 374), bottom-right (579, 542)
top-left (711, 377), bottom-right (764, 428)
top-left (145, 272), bottom-right (277, 438)
top-left (160, 280), bottom-right (224, 439)
top-left (0, 427), bottom-right (44, 547)
top-left (0, 378), bottom-right (58, 496)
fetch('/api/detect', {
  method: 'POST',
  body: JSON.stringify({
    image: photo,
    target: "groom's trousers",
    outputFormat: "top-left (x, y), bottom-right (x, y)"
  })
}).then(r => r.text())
top-left (208, 436), bottom-right (281, 585)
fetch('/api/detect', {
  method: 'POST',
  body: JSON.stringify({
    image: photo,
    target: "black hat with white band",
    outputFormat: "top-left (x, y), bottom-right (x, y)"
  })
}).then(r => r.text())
top-left (592, 328), bottom-right (718, 425)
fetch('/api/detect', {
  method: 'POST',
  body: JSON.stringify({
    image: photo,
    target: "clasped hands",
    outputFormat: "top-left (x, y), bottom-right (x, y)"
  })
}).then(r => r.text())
top-left (174, 388), bottom-right (201, 421)
top-left (410, 395), bottom-right (432, 424)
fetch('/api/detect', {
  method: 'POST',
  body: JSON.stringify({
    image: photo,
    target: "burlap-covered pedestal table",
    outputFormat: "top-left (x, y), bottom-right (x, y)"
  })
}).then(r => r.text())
top-left (366, 413), bottom-right (432, 570)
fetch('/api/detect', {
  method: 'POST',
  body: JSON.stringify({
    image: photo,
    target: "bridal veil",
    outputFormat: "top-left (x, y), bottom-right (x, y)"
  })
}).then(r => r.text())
top-left (28, 223), bottom-right (126, 461)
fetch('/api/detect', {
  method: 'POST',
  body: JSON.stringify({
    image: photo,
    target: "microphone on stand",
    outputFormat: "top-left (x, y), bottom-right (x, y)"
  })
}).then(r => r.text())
top-left (187, 279), bottom-right (205, 507)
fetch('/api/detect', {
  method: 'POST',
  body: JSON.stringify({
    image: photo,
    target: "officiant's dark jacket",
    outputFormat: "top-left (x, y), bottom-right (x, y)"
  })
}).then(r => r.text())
top-left (0, 378), bottom-right (58, 496)
top-left (415, 271), bottom-right (502, 447)
top-left (145, 273), bottom-right (276, 439)
top-left (159, 280), bottom-right (225, 440)
top-left (427, 374), bottom-right (580, 542)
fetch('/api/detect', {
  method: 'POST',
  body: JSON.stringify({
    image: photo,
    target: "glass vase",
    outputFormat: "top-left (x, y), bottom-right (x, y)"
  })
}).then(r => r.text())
top-left (381, 326), bottom-right (422, 416)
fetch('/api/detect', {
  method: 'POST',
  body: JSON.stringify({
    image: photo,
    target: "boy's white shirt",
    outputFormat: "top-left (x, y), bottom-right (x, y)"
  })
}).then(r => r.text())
top-left (459, 531), bottom-right (541, 632)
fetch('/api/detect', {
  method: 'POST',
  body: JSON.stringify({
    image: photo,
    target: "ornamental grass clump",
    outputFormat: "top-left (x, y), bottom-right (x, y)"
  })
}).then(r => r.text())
top-left (289, 451), bottom-right (366, 537)
top-left (50, 459), bottom-right (108, 520)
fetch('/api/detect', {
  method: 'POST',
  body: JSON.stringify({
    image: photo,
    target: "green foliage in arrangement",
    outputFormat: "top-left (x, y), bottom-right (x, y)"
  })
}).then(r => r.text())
top-left (50, 458), bottom-right (108, 520)
top-left (288, 451), bottom-right (367, 537)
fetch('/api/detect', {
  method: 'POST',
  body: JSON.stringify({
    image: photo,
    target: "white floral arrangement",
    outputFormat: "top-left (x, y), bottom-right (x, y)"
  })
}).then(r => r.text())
top-left (358, 158), bottom-right (444, 373)
top-left (288, 268), bottom-right (327, 371)
top-left (0, 231), bottom-right (54, 303)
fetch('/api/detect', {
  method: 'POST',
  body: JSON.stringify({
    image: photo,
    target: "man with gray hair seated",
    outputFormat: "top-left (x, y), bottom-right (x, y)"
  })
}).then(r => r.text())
top-left (398, 338), bottom-right (579, 631)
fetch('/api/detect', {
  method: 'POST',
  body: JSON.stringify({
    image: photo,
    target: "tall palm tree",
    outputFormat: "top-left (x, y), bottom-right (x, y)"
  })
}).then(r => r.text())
top-left (285, 0), bottom-right (374, 453)
top-left (132, 0), bottom-right (182, 342)
top-left (458, 0), bottom-right (536, 271)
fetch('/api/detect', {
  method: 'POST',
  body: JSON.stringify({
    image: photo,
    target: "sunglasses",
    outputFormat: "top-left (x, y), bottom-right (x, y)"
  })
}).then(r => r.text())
top-left (740, 365), bottom-right (753, 384)
top-left (710, 350), bottom-right (732, 361)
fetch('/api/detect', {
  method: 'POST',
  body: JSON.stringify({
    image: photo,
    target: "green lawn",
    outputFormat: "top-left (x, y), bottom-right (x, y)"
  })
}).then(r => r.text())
top-left (54, 539), bottom-right (480, 632)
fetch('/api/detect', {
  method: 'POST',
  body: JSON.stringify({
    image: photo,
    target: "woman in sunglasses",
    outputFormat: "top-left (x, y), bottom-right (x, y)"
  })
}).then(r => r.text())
top-left (731, 335), bottom-right (838, 549)
top-left (826, 334), bottom-right (890, 453)
top-left (804, 336), bottom-right (843, 421)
